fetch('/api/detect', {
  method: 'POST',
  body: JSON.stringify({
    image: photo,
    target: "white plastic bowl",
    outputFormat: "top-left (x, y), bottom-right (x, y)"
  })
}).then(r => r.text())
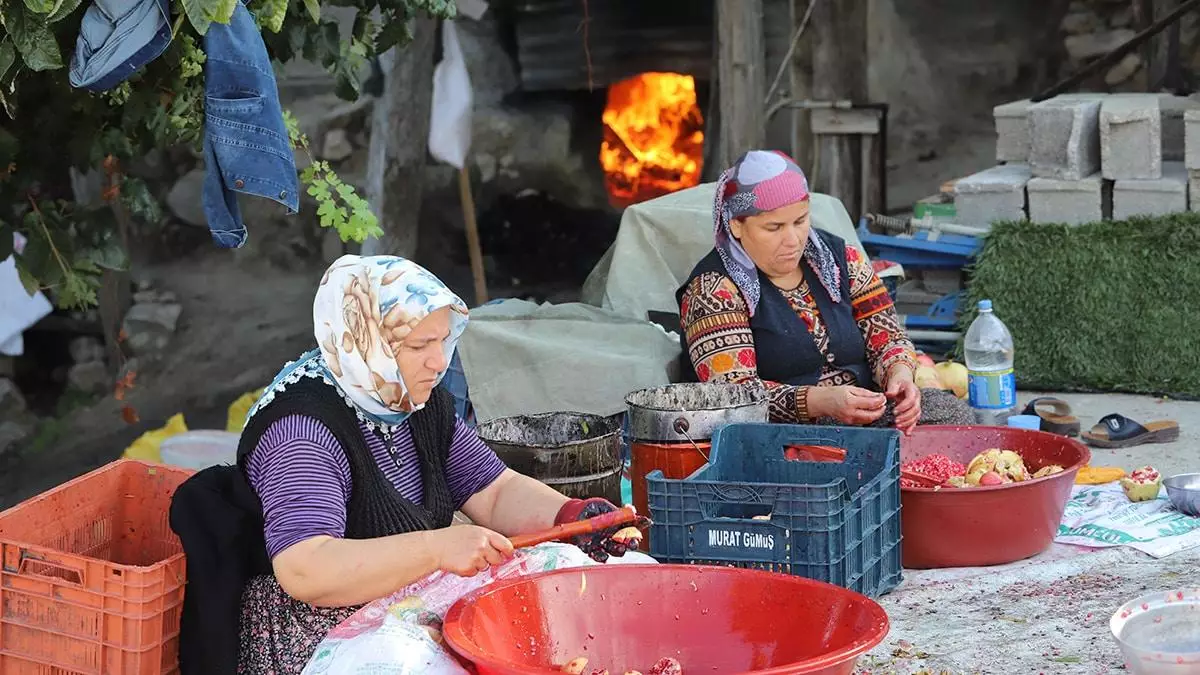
top-left (160, 430), bottom-right (240, 470)
top-left (1111, 588), bottom-right (1200, 675)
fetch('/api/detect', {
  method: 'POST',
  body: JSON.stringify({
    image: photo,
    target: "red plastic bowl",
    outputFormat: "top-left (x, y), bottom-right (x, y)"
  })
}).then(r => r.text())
top-left (442, 564), bottom-right (889, 675)
top-left (899, 425), bottom-right (1091, 569)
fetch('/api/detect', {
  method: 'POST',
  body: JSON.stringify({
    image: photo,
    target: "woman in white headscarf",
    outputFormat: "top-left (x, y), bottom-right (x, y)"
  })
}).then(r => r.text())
top-left (188, 255), bottom-right (637, 674)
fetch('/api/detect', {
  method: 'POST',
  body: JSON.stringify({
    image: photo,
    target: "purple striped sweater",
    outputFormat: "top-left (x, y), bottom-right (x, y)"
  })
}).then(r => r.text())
top-left (245, 414), bottom-right (507, 558)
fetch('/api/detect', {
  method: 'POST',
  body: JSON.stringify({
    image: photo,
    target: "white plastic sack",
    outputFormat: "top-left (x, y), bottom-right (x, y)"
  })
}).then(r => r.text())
top-left (1056, 483), bottom-right (1200, 558)
top-left (0, 233), bottom-right (53, 356)
top-left (302, 543), bottom-right (655, 675)
top-left (427, 21), bottom-right (472, 169)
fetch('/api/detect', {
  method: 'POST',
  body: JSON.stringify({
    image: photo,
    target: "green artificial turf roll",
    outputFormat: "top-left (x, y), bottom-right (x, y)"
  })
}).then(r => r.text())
top-left (961, 213), bottom-right (1200, 398)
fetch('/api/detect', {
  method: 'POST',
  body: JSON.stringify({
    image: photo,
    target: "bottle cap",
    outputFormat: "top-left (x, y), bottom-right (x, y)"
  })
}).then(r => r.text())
top-left (978, 299), bottom-right (993, 311)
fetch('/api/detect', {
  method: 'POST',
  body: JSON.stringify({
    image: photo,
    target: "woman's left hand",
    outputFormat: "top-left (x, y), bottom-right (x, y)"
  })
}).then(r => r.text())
top-left (555, 498), bottom-right (645, 563)
top-left (885, 365), bottom-right (921, 435)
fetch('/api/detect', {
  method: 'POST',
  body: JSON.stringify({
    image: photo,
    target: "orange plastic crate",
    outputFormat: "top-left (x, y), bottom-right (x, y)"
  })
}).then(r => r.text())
top-left (0, 460), bottom-right (194, 675)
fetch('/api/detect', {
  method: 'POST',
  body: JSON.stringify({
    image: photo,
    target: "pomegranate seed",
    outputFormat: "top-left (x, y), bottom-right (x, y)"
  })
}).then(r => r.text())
top-left (900, 454), bottom-right (965, 487)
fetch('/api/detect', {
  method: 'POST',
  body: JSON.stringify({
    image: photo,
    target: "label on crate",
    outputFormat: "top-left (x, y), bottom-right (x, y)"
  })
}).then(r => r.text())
top-left (967, 368), bottom-right (1016, 410)
top-left (692, 522), bottom-right (787, 561)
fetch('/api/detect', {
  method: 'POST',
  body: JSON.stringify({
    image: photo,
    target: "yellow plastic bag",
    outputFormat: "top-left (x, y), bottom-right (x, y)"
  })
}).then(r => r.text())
top-left (226, 388), bottom-right (264, 433)
top-left (122, 413), bottom-right (188, 463)
top-left (1075, 465), bottom-right (1126, 485)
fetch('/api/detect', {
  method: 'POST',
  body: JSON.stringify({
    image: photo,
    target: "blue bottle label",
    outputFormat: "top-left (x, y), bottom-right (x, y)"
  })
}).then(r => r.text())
top-left (968, 369), bottom-right (1016, 409)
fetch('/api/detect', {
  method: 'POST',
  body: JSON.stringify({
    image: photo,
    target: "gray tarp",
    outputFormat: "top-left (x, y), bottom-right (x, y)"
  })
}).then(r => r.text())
top-left (459, 183), bottom-right (869, 422)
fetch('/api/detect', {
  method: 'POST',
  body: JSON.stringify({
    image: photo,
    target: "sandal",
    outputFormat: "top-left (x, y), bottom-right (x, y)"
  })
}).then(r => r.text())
top-left (1020, 397), bottom-right (1081, 437)
top-left (1081, 413), bottom-right (1180, 449)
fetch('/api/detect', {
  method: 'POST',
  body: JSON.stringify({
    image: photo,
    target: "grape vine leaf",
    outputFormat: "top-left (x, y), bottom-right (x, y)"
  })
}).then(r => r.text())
top-left (22, 0), bottom-right (56, 15)
top-left (9, 7), bottom-right (64, 71)
top-left (0, 40), bottom-right (16, 82)
top-left (302, 0), bottom-right (320, 23)
top-left (180, 0), bottom-right (235, 34)
top-left (47, 0), bottom-right (82, 23)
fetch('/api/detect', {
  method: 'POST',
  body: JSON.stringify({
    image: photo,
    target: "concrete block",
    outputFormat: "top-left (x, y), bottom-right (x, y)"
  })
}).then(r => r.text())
top-left (1100, 95), bottom-right (1161, 180)
top-left (1030, 97), bottom-right (1102, 180)
top-left (1186, 109), bottom-right (1200, 170)
top-left (1113, 161), bottom-right (1188, 219)
top-left (994, 99), bottom-right (1032, 163)
top-left (1159, 94), bottom-right (1200, 162)
top-left (1190, 170), bottom-right (1200, 213)
top-left (1027, 173), bottom-right (1106, 225)
top-left (953, 163), bottom-right (1032, 229)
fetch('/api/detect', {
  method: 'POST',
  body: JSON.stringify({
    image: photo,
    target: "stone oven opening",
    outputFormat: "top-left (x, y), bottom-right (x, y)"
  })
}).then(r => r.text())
top-left (600, 72), bottom-right (705, 208)
top-left (418, 0), bottom-right (726, 302)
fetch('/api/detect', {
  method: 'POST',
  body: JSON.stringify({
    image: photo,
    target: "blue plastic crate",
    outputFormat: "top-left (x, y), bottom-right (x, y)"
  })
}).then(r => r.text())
top-left (646, 424), bottom-right (902, 598)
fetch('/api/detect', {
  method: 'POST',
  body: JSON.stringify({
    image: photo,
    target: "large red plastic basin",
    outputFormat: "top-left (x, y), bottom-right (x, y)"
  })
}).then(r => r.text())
top-left (442, 564), bottom-right (889, 675)
top-left (900, 425), bottom-right (1091, 569)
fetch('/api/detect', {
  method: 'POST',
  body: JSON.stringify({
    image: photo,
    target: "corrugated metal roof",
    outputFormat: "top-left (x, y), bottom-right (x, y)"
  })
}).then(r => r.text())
top-left (513, 0), bottom-right (714, 91)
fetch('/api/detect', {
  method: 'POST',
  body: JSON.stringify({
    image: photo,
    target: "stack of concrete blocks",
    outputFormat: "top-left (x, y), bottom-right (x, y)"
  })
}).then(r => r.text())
top-left (964, 92), bottom-right (1198, 228)
top-left (953, 164), bottom-right (1032, 229)
top-left (1028, 96), bottom-right (1105, 225)
top-left (1105, 94), bottom-right (1189, 220)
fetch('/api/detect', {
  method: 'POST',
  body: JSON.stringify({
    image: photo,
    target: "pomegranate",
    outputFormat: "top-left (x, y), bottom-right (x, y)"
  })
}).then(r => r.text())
top-left (648, 657), bottom-right (683, 675)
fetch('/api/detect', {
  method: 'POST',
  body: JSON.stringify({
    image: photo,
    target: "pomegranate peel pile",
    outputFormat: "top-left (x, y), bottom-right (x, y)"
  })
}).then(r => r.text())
top-left (901, 449), bottom-right (1064, 489)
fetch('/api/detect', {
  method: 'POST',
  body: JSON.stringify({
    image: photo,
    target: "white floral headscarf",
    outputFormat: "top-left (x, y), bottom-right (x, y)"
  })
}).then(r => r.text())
top-left (247, 255), bottom-right (469, 430)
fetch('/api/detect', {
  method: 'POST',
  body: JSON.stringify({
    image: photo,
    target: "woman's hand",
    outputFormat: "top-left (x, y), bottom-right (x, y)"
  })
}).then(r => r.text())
top-left (807, 385), bottom-right (887, 425)
top-left (427, 525), bottom-right (514, 577)
top-left (885, 365), bottom-right (921, 435)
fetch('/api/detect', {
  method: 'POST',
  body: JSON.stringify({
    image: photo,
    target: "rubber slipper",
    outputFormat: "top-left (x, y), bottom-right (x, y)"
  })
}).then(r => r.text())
top-left (1081, 413), bottom-right (1180, 449)
top-left (1020, 397), bottom-right (1081, 437)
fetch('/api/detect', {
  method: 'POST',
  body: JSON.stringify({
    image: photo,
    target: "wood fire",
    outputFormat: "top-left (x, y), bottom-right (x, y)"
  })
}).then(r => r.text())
top-left (600, 72), bottom-right (704, 208)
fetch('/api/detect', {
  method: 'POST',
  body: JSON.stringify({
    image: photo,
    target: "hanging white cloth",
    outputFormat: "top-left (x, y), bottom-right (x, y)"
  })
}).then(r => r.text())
top-left (427, 19), bottom-right (474, 169)
top-left (0, 233), bottom-right (54, 356)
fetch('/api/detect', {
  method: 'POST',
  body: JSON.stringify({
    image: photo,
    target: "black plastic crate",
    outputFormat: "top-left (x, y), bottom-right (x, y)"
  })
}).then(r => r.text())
top-left (646, 423), bottom-right (902, 598)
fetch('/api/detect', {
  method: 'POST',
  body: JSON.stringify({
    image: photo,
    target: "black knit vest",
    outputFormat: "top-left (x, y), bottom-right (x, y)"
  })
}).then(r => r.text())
top-left (676, 230), bottom-right (874, 389)
top-left (236, 377), bottom-right (456, 542)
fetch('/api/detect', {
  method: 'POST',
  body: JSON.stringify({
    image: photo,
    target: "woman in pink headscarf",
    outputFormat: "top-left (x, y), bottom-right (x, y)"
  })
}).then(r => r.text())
top-left (675, 150), bottom-right (972, 433)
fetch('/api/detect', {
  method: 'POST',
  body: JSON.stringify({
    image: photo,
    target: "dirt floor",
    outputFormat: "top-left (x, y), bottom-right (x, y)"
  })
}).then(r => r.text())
top-left (0, 251), bottom-right (319, 508)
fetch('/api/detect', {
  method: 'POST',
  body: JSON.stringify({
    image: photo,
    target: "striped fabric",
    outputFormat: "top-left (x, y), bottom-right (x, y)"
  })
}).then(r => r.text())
top-left (246, 414), bottom-right (506, 558)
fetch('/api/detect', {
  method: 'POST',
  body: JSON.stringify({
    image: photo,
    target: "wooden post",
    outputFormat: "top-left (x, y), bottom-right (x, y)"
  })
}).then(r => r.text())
top-left (715, 0), bottom-right (766, 171)
top-left (362, 19), bottom-right (437, 258)
top-left (457, 166), bottom-right (489, 305)
top-left (811, 0), bottom-right (867, 219)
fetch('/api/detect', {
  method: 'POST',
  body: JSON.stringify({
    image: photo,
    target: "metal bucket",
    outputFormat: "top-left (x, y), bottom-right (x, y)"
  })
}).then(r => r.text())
top-left (477, 412), bottom-right (623, 504)
top-left (625, 382), bottom-right (770, 444)
top-left (625, 383), bottom-right (769, 530)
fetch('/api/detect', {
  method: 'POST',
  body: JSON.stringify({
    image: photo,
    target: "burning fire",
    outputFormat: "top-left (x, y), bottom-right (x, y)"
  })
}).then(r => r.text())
top-left (600, 72), bottom-right (704, 208)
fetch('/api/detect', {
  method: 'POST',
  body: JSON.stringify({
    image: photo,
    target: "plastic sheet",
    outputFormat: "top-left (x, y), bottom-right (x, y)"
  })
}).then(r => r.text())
top-left (302, 543), bottom-right (654, 674)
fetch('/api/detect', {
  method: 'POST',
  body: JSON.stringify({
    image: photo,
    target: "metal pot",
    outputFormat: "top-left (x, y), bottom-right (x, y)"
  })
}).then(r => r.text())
top-left (625, 382), bottom-right (769, 444)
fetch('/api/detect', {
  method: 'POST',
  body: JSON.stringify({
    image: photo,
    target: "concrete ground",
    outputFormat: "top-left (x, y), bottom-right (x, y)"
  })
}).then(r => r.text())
top-left (1029, 391), bottom-right (1195, 478)
top-left (853, 390), bottom-right (1200, 675)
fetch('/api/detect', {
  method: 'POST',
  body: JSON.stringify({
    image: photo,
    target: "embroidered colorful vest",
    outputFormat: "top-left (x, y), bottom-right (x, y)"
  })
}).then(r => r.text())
top-left (676, 230), bottom-right (874, 389)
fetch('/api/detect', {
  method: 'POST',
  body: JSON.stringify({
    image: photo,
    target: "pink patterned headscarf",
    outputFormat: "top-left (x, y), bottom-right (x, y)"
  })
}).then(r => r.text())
top-left (713, 150), bottom-right (842, 316)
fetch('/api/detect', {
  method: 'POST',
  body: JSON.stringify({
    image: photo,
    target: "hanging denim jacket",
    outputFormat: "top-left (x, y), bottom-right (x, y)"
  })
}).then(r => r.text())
top-left (69, 0), bottom-right (172, 92)
top-left (202, 1), bottom-right (298, 248)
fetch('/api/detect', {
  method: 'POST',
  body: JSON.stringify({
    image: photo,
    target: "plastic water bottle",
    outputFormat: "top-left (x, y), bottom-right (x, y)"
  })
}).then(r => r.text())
top-left (964, 299), bottom-right (1016, 425)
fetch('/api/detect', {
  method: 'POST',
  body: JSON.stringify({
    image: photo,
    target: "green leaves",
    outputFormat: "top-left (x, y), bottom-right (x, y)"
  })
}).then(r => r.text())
top-left (302, 0), bottom-right (321, 22)
top-left (1, 0), bottom-right (459, 310)
top-left (179, 0), bottom-right (238, 35)
top-left (46, 0), bottom-right (83, 24)
top-left (7, 5), bottom-right (62, 72)
top-left (253, 0), bottom-right (289, 32)
top-left (300, 159), bottom-right (381, 243)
